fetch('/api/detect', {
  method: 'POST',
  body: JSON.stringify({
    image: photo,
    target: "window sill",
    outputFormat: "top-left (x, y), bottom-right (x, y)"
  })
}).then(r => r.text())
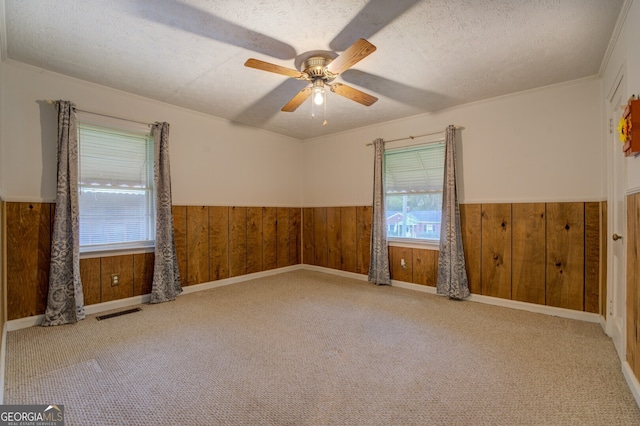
top-left (388, 238), bottom-right (440, 251)
top-left (80, 244), bottom-right (155, 259)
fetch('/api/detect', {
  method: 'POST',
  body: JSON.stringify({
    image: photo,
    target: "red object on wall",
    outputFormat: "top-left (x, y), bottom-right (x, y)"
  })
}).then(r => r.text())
top-left (623, 99), bottom-right (640, 157)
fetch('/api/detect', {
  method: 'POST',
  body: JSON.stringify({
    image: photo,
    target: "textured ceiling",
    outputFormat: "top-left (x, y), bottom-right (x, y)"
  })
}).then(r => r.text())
top-left (2, 0), bottom-right (624, 140)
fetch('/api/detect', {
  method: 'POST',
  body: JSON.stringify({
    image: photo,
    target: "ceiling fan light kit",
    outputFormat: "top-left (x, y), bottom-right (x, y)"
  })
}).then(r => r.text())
top-left (311, 78), bottom-right (326, 105)
top-left (244, 38), bottom-right (378, 124)
top-left (312, 95), bottom-right (327, 126)
top-left (311, 78), bottom-right (327, 124)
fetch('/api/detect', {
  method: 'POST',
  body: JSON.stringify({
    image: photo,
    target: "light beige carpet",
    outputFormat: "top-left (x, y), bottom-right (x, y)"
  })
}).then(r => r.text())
top-left (4, 270), bottom-right (640, 425)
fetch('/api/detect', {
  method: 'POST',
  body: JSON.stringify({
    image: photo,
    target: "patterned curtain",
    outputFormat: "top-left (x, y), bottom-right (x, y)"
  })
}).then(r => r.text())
top-left (43, 101), bottom-right (86, 326)
top-left (150, 122), bottom-right (183, 303)
top-left (436, 125), bottom-right (470, 299)
top-left (368, 138), bottom-right (392, 285)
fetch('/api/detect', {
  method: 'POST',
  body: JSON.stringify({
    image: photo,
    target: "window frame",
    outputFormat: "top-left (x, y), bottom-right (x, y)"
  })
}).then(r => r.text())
top-left (384, 138), bottom-right (445, 248)
top-left (76, 112), bottom-right (156, 256)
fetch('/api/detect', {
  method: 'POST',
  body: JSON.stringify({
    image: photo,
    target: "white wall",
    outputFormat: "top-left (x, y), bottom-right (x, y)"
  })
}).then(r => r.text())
top-left (0, 55), bottom-right (3, 198)
top-left (623, 0), bottom-right (640, 190)
top-left (301, 77), bottom-right (604, 207)
top-left (0, 58), bottom-right (607, 208)
top-left (0, 61), bottom-right (303, 206)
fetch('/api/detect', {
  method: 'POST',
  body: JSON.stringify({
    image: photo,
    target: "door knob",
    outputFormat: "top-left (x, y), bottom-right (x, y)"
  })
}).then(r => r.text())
top-left (612, 233), bottom-right (623, 241)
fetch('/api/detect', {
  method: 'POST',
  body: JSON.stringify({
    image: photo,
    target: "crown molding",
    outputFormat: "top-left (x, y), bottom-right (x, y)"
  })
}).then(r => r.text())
top-left (599, 0), bottom-right (634, 76)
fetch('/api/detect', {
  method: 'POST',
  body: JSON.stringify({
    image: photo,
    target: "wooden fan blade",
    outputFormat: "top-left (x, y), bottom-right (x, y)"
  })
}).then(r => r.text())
top-left (329, 83), bottom-right (378, 106)
top-left (326, 38), bottom-right (376, 75)
top-left (282, 87), bottom-right (312, 112)
top-left (244, 58), bottom-right (306, 79)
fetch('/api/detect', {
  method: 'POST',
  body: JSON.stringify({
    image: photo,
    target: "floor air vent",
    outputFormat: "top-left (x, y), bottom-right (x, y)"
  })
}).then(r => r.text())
top-left (96, 307), bottom-right (141, 321)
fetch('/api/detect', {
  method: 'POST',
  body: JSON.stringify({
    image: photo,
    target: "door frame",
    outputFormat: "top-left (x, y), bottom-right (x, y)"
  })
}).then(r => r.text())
top-left (605, 65), bottom-right (626, 359)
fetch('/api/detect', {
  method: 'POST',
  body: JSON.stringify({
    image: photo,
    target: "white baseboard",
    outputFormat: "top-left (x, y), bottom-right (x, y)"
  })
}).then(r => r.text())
top-left (180, 264), bottom-right (304, 295)
top-left (302, 265), bottom-right (369, 282)
top-left (301, 266), bottom-right (601, 323)
top-left (303, 266), bottom-right (601, 323)
top-left (6, 314), bottom-right (45, 331)
top-left (623, 361), bottom-right (640, 408)
top-left (5, 294), bottom-right (153, 332)
top-left (5, 265), bottom-right (305, 332)
top-left (85, 294), bottom-right (151, 316)
top-left (391, 280), bottom-right (438, 294)
top-left (467, 293), bottom-right (601, 323)
top-left (392, 279), bottom-right (600, 322)
top-left (610, 316), bottom-right (626, 361)
top-left (3, 264), bottom-right (602, 332)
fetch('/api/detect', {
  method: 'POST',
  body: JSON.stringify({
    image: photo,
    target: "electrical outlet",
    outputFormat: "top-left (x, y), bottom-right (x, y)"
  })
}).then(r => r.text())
top-left (111, 274), bottom-right (119, 287)
top-left (400, 258), bottom-right (407, 270)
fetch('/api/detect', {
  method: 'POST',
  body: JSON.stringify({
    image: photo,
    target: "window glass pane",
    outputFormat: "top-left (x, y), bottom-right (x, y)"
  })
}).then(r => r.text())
top-left (385, 143), bottom-right (444, 241)
top-left (386, 194), bottom-right (442, 240)
top-left (78, 122), bottom-right (155, 249)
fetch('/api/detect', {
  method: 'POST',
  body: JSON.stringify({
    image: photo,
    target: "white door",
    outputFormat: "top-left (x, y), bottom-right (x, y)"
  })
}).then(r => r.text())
top-left (607, 72), bottom-right (626, 357)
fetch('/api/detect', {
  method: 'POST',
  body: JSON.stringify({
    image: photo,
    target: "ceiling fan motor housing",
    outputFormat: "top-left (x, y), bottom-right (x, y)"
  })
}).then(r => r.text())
top-left (302, 56), bottom-right (335, 82)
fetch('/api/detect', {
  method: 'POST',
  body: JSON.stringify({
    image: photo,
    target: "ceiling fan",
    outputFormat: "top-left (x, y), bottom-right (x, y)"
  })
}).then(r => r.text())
top-left (244, 38), bottom-right (378, 113)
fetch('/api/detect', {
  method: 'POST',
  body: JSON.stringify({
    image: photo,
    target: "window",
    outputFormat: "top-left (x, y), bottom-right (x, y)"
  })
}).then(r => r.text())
top-left (78, 115), bottom-right (155, 252)
top-left (384, 142), bottom-right (445, 242)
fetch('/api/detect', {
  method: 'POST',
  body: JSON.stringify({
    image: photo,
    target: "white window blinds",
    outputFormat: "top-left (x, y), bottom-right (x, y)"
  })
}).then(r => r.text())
top-left (78, 121), bottom-right (155, 250)
top-left (384, 142), bottom-right (445, 194)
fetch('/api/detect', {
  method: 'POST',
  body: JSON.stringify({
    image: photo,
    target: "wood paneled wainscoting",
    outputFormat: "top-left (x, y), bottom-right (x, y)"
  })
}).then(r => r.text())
top-left (302, 207), bottom-right (373, 274)
top-left (7, 201), bottom-right (603, 320)
top-left (303, 202), bottom-right (606, 314)
top-left (0, 199), bottom-right (5, 330)
top-left (626, 193), bottom-right (640, 384)
top-left (5, 203), bottom-right (301, 320)
top-left (460, 202), bottom-right (604, 313)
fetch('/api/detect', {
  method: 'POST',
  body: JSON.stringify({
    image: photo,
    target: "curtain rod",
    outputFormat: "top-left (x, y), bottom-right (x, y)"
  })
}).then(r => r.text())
top-left (45, 99), bottom-right (152, 127)
top-left (365, 125), bottom-right (463, 146)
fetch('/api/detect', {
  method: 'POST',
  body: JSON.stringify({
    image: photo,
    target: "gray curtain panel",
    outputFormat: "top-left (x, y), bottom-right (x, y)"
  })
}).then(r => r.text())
top-left (150, 122), bottom-right (183, 303)
top-left (436, 125), bottom-right (470, 299)
top-left (43, 101), bottom-right (86, 326)
top-left (368, 138), bottom-right (392, 285)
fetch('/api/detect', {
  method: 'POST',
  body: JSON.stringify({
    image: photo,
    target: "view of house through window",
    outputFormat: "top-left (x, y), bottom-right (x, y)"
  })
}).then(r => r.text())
top-left (384, 142), bottom-right (445, 241)
top-left (78, 119), bottom-right (155, 251)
